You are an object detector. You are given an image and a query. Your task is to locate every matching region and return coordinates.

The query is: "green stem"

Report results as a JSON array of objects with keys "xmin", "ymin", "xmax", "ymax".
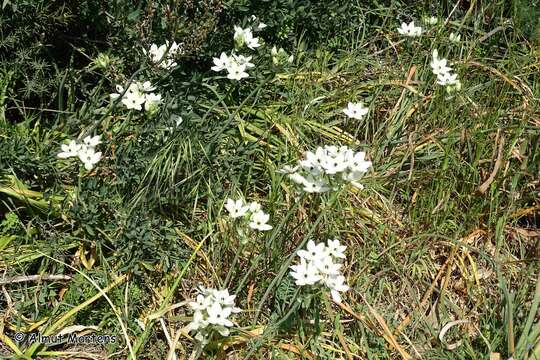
[
  {"xmin": 224, "ymin": 240, "xmax": 244, "ymax": 288},
  {"xmin": 234, "ymin": 199, "xmax": 302, "ymax": 293},
  {"xmin": 252, "ymin": 191, "xmax": 340, "ymax": 326},
  {"xmin": 242, "ymin": 288, "xmax": 301, "ymax": 360}
]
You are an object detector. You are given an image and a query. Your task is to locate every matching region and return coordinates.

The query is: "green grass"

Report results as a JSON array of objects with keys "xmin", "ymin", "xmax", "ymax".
[{"xmin": 1, "ymin": 0, "xmax": 540, "ymax": 359}]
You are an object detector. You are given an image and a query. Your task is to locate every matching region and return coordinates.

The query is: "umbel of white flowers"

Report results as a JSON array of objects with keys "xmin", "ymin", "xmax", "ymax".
[
  {"xmin": 279, "ymin": 145, "xmax": 372, "ymax": 193},
  {"xmin": 144, "ymin": 41, "xmax": 183, "ymax": 69},
  {"xmin": 290, "ymin": 239, "xmax": 350, "ymax": 303},
  {"xmin": 211, "ymin": 52, "xmax": 254, "ymax": 80},
  {"xmin": 211, "ymin": 20, "xmax": 265, "ymax": 81},
  {"xmin": 430, "ymin": 50, "xmax": 461, "ymax": 92},
  {"xmin": 224, "ymin": 198, "xmax": 273, "ymax": 232},
  {"xmin": 397, "ymin": 21, "xmax": 422, "ymax": 37},
  {"xmin": 186, "ymin": 287, "xmax": 241, "ymax": 344},
  {"xmin": 234, "ymin": 26, "xmax": 261, "ymax": 50},
  {"xmin": 57, "ymin": 135, "xmax": 102, "ymax": 170},
  {"xmin": 110, "ymin": 81, "xmax": 162, "ymax": 113}
]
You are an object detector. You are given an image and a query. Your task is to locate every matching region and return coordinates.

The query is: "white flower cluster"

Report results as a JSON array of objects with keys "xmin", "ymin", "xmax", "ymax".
[
  {"xmin": 280, "ymin": 145, "xmax": 372, "ymax": 193},
  {"xmin": 290, "ymin": 239, "xmax": 350, "ymax": 303},
  {"xmin": 212, "ymin": 53, "xmax": 255, "ymax": 80},
  {"xmin": 57, "ymin": 135, "xmax": 102, "ymax": 170},
  {"xmin": 234, "ymin": 26, "xmax": 261, "ymax": 50},
  {"xmin": 211, "ymin": 18, "xmax": 265, "ymax": 81},
  {"xmin": 144, "ymin": 41, "xmax": 183, "ymax": 69},
  {"xmin": 225, "ymin": 198, "xmax": 272, "ymax": 232},
  {"xmin": 397, "ymin": 21, "xmax": 422, "ymax": 37},
  {"xmin": 431, "ymin": 50, "xmax": 461, "ymax": 91},
  {"xmin": 110, "ymin": 81, "xmax": 162, "ymax": 112},
  {"xmin": 187, "ymin": 288, "xmax": 241, "ymax": 343}
]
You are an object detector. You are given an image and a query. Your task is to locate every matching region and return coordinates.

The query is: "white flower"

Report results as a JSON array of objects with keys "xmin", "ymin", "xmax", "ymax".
[
  {"xmin": 121, "ymin": 91, "xmax": 146, "ymax": 110},
  {"xmin": 301, "ymin": 174, "xmax": 330, "ymax": 193},
  {"xmin": 343, "ymin": 102, "xmax": 369, "ymax": 120},
  {"xmin": 186, "ymin": 310, "xmax": 208, "ymax": 332},
  {"xmin": 397, "ymin": 21, "xmax": 422, "ymax": 37},
  {"xmin": 225, "ymin": 198, "xmax": 250, "ymax": 218},
  {"xmin": 211, "ymin": 52, "xmax": 231, "ymax": 72},
  {"xmin": 314, "ymin": 254, "xmax": 341, "ymax": 275},
  {"xmin": 186, "ymin": 287, "xmax": 240, "ymax": 342},
  {"xmin": 234, "ymin": 26, "xmax": 248, "ymax": 46},
  {"xmin": 291, "ymin": 239, "xmax": 350, "ymax": 302},
  {"xmin": 234, "ymin": 26, "xmax": 260, "ymax": 49},
  {"xmin": 109, "ymin": 85, "xmax": 126, "ymax": 101},
  {"xmin": 206, "ymin": 302, "xmax": 233, "ymax": 327},
  {"xmin": 226, "ymin": 62, "xmax": 249, "ymax": 80},
  {"xmin": 111, "ymin": 80, "xmax": 163, "ymax": 113},
  {"xmin": 299, "ymin": 156, "xmax": 323, "ymax": 175},
  {"xmin": 78, "ymin": 146, "xmax": 102, "ymax": 170},
  {"xmin": 213, "ymin": 53, "xmax": 253, "ymax": 78},
  {"xmin": 244, "ymin": 32, "xmax": 261, "ymax": 50},
  {"xmin": 139, "ymin": 81, "xmax": 156, "ymax": 92},
  {"xmin": 285, "ymin": 145, "xmax": 373, "ymax": 192},
  {"xmin": 169, "ymin": 41, "xmax": 182, "ymax": 54},
  {"xmin": 189, "ymin": 294, "xmax": 211, "ymax": 311},
  {"xmin": 248, "ymin": 211, "xmax": 272, "ymax": 231},
  {"xmin": 430, "ymin": 50, "xmax": 452, "ymax": 76},
  {"xmin": 232, "ymin": 54, "xmax": 255, "ymax": 68},
  {"xmin": 297, "ymin": 240, "xmax": 326, "ymax": 262},
  {"xmin": 288, "ymin": 172, "xmax": 307, "ymax": 184},
  {"xmin": 437, "ymin": 71, "xmax": 459, "ymax": 86},
  {"xmin": 277, "ymin": 165, "xmax": 299, "ymax": 174},
  {"xmin": 430, "ymin": 51, "xmax": 461, "ymax": 90},
  {"xmin": 325, "ymin": 275, "xmax": 350, "ymax": 303},
  {"xmin": 211, "ymin": 289, "xmax": 237, "ymax": 308},
  {"xmin": 82, "ymin": 135, "xmax": 101, "ymax": 148},
  {"xmin": 290, "ymin": 258, "xmax": 321, "ymax": 286},
  {"xmin": 303, "ymin": 147, "xmax": 327, "ymax": 172},
  {"xmin": 347, "ymin": 151, "xmax": 372, "ymax": 173},
  {"xmin": 58, "ymin": 140, "xmax": 81, "ymax": 158},
  {"xmin": 146, "ymin": 43, "xmax": 163, "ymax": 58},
  {"xmin": 144, "ymin": 93, "xmax": 162, "ymax": 112},
  {"xmin": 321, "ymin": 151, "xmax": 349, "ymax": 175},
  {"xmin": 449, "ymin": 32, "xmax": 461, "ymax": 43},
  {"xmin": 144, "ymin": 41, "xmax": 181, "ymax": 69},
  {"xmin": 248, "ymin": 201, "xmax": 262, "ymax": 213},
  {"xmin": 326, "ymin": 239, "xmax": 347, "ymax": 259}
]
